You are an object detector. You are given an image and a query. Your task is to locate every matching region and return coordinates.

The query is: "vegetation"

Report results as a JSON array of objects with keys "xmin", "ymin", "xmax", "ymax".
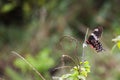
[{"xmin": 0, "ymin": 0, "xmax": 120, "ymax": 80}]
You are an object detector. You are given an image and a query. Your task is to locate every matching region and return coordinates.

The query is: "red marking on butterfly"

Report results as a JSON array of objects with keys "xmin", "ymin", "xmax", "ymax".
[{"xmin": 86, "ymin": 26, "xmax": 104, "ymax": 52}]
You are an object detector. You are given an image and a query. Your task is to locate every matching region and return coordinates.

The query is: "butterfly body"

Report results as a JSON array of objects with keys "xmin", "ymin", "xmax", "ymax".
[{"xmin": 86, "ymin": 26, "xmax": 104, "ymax": 52}]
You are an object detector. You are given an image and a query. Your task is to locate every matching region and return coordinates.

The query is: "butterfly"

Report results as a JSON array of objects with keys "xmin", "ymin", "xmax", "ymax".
[{"xmin": 86, "ymin": 26, "xmax": 104, "ymax": 52}]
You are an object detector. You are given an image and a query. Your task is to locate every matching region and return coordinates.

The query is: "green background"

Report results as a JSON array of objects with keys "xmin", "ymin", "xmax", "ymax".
[{"xmin": 0, "ymin": 0, "xmax": 120, "ymax": 80}]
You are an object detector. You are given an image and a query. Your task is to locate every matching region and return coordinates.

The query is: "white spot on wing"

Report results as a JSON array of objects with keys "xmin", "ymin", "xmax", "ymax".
[
  {"xmin": 91, "ymin": 33, "xmax": 98, "ymax": 40},
  {"xmin": 94, "ymin": 29, "xmax": 99, "ymax": 31}
]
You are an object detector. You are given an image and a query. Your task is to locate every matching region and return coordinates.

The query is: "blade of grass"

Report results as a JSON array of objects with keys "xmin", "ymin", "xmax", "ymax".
[{"xmin": 11, "ymin": 51, "xmax": 46, "ymax": 80}]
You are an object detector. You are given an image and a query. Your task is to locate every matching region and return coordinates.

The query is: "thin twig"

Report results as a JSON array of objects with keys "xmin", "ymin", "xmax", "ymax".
[
  {"xmin": 54, "ymin": 66, "xmax": 72, "ymax": 71},
  {"xmin": 58, "ymin": 35, "xmax": 80, "ymax": 65},
  {"xmin": 62, "ymin": 55, "xmax": 76, "ymax": 65},
  {"xmin": 82, "ymin": 28, "xmax": 89, "ymax": 62},
  {"xmin": 59, "ymin": 35, "xmax": 79, "ymax": 55},
  {"xmin": 11, "ymin": 51, "xmax": 46, "ymax": 80}
]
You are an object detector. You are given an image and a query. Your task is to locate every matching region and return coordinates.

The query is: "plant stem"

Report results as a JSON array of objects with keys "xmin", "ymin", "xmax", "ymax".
[
  {"xmin": 82, "ymin": 28, "xmax": 89, "ymax": 62},
  {"xmin": 11, "ymin": 51, "xmax": 46, "ymax": 80}
]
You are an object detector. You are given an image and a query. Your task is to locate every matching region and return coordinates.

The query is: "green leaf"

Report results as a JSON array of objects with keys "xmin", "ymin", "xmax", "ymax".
[
  {"xmin": 112, "ymin": 36, "xmax": 120, "ymax": 42},
  {"xmin": 5, "ymin": 67, "xmax": 23, "ymax": 80},
  {"xmin": 112, "ymin": 36, "xmax": 120, "ymax": 49},
  {"xmin": 1, "ymin": 3, "xmax": 16, "ymax": 13},
  {"xmin": 117, "ymin": 41, "xmax": 120, "ymax": 49},
  {"xmin": 14, "ymin": 58, "xmax": 27, "ymax": 73},
  {"xmin": 81, "ymin": 70, "xmax": 87, "ymax": 77},
  {"xmin": 78, "ymin": 75, "xmax": 86, "ymax": 80}
]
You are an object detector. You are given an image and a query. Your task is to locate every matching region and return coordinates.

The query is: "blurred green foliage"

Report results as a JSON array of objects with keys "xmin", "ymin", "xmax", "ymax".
[
  {"xmin": 1, "ymin": 3, "xmax": 16, "ymax": 13},
  {"xmin": 0, "ymin": 0, "xmax": 120, "ymax": 80},
  {"xmin": 6, "ymin": 67, "xmax": 23, "ymax": 80},
  {"xmin": 112, "ymin": 35, "xmax": 120, "ymax": 53},
  {"xmin": 13, "ymin": 48, "xmax": 54, "ymax": 79},
  {"xmin": 61, "ymin": 61, "xmax": 90, "ymax": 80}
]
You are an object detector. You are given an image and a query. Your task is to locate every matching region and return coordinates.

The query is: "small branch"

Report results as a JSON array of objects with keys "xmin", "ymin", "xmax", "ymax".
[
  {"xmin": 54, "ymin": 66, "xmax": 72, "ymax": 71},
  {"xmin": 58, "ymin": 35, "xmax": 80, "ymax": 64},
  {"xmin": 82, "ymin": 28, "xmax": 89, "ymax": 62},
  {"xmin": 58, "ymin": 35, "xmax": 79, "ymax": 55},
  {"xmin": 52, "ymin": 76, "xmax": 62, "ymax": 80},
  {"xmin": 62, "ymin": 55, "xmax": 77, "ymax": 65},
  {"xmin": 11, "ymin": 51, "xmax": 46, "ymax": 80}
]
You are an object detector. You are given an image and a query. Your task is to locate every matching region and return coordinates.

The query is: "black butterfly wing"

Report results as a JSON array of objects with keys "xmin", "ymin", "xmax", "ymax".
[
  {"xmin": 92, "ymin": 26, "xmax": 103, "ymax": 39},
  {"xmin": 86, "ymin": 26, "xmax": 104, "ymax": 52}
]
